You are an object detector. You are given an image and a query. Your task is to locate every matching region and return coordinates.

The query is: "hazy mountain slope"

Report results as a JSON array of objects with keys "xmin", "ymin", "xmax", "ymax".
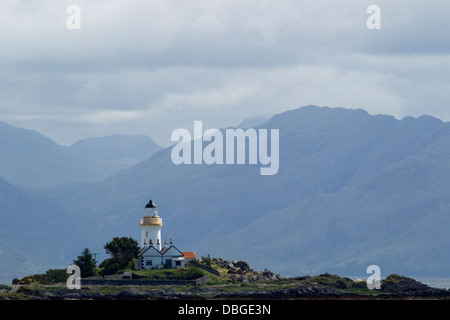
[
  {"xmin": 236, "ymin": 116, "xmax": 269, "ymax": 128},
  {"xmin": 69, "ymin": 134, "xmax": 161, "ymax": 168},
  {"xmin": 193, "ymin": 111, "xmax": 450, "ymax": 276},
  {"xmin": 0, "ymin": 176, "xmax": 83, "ymax": 283},
  {"xmin": 0, "ymin": 121, "xmax": 161, "ymax": 188},
  {"xmin": 0, "ymin": 121, "xmax": 116, "ymax": 188},
  {"xmin": 38, "ymin": 105, "xmax": 450, "ymax": 277},
  {"xmin": 195, "ymin": 149, "xmax": 450, "ymax": 277}
]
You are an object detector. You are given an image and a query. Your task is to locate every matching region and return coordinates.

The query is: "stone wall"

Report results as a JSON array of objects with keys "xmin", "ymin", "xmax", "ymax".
[{"xmin": 81, "ymin": 275, "xmax": 209, "ymax": 286}]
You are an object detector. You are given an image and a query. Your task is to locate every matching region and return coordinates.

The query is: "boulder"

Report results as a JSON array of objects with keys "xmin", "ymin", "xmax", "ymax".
[{"xmin": 232, "ymin": 259, "xmax": 250, "ymax": 272}]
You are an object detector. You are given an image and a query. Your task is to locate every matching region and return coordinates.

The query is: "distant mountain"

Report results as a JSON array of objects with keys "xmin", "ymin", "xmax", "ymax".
[
  {"xmin": 30, "ymin": 105, "xmax": 450, "ymax": 279},
  {"xmin": 0, "ymin": 121, "xmax": 161, "ymax": 189},
  {"xmin": 70, "ymin": 134, "xmax": 161, "ymax": 165},
  {"xmin": 236, "ymin": 116, "xmax": 269, "ymax": 128},
  {"xmin": 0, "ymin": 176, "xmax": 81, "ymax": 283},
  {"xmin": 4, "ymin": 105, "xmax": 450, "ymax": 283}
]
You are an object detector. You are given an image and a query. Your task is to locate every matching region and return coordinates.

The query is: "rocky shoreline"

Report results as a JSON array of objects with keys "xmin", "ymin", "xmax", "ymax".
[
  {"xmin": 1, "ymin": 280, "xmax": 449, "ymax": 300},
  {"xmin": 3, "ymin": 258, "xmax": 450, "ymax": 300}
]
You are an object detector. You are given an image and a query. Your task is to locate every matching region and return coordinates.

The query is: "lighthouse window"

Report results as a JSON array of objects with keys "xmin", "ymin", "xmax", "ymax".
[{"xmin": 146, "ymin": 231, "xmax": 148, "ymax": 237}]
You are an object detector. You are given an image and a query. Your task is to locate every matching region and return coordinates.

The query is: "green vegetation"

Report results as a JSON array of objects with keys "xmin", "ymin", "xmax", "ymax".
[
  {"xmin": 382, "ymin": 274, "xmax": 407, "ymax": 283},
  {"xmin": 130, "ymin": 266, "xmax": 206, "ymax": 280},
  {"xmin": 199, "ymin": 254, "xmax": 212, "ymax": 266},
  {"xmin": 7, "ymin": 246, "xmax": 415, "ymax": 301},
  {"xmin": 183, "ymin": 266, "xmax": 205, "ymax": 280},
  {"xmin": 298, "ymin": 273, "xmax": 383, "ymax": 295},
  {"xmin": 12, "ymin": 268, "xmax": 69, "ymax": 285},
  {"xmin": 100, "ymin": 237, "xmax": 139, "ymax": 276},
  {"xmin": 10, "ymin": 264, "xmax": 207, "ymax": 287},
  {"xmin": 7, "ymin": 266, "xmax": 442, "ymax": 300},
  {"xmin": 98, "ymin": 258, "xmax": 122, "ymax": 276},
  {"xmin": 9, "ymin": 247, "xmax": 382, "ymax": 298},
  {"xmin": 301, "ymin": 273, "xmax": 367, "ymax": 290},
  {"xmin": 73, "ymin": 248, "xmax": 97, "ymax": 277}
]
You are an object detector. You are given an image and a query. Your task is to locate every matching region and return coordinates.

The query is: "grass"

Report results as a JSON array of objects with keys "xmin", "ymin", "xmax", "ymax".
[{"xmin": 129, "ymin": 266, "xmax": 206, "ymax": 280}]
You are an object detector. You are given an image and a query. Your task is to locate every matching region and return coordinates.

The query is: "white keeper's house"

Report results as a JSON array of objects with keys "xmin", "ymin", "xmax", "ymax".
[{"xmin": 134, "ymin": 199, "xmax": 196, "ymax": 270}]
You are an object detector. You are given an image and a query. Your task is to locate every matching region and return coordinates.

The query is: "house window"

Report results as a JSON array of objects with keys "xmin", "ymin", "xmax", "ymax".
[
  {"xmin": 175, "ymin": 261, "xmax": 181, "ymax": 267},
  {"xmin": 146, "ymin": 260, "xmax": 152, "ymax": 266}
]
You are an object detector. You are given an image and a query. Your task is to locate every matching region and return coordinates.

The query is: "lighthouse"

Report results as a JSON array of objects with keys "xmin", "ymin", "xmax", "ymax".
[
  {"xmin": 136, "ymin": 199, "xmax": 197, "ymax": 270},
  {"xmin": 140, "ymin": 200, "xmax": 162, "ymax": 250}
]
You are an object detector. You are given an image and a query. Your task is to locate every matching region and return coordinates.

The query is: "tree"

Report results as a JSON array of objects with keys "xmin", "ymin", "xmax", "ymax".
[
  {"xmin": 99, "ymin": 258, "xmax": 122, "ymax": 276},
  {"xmin": 73, "ymin": 248, "xmax": 97, "ymax": 277},
  {"xmin": 104, "ymin": 236, "xmax": 139, "ymax": 268}
]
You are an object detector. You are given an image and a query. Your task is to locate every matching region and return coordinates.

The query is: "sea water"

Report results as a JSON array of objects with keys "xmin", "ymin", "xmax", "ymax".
[
  {"xmin": 345, "ymin": 275, "xmax": 450, "ymax": 290},
  {"xmin": 415, "ymin": 278, "xmax": 450, "ymax": 290}
]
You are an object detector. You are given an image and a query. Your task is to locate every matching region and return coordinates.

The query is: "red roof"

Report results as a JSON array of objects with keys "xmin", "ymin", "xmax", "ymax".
[{"xmin": 182, "ymin": 252, "xmax": 196, "ymax": 259}]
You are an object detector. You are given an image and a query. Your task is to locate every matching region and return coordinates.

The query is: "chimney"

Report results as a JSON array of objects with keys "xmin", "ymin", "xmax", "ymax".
[{"xmin": 170, "ymin": 238, "xmax": 173, "ymax": 245}]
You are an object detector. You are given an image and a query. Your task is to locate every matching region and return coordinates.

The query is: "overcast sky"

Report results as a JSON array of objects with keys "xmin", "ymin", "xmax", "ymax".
[{"xmin": 1, "ymin": 0, "xmax": 450, "ymax": 147}]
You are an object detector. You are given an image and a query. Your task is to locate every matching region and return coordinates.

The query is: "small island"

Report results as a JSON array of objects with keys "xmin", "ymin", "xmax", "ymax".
[
  {"xmin": 2, "ymin": 256, "xmax": 450, "ymax": 300},
  {"xmin": 3, "ymin": 199, "xmax": 449, "ymax": 301}
]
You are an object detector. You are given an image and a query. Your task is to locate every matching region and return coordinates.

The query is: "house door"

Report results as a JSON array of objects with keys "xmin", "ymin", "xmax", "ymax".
[{"xmin": 165, "ymin": 259, "xmax": 172, "ymax": 268}]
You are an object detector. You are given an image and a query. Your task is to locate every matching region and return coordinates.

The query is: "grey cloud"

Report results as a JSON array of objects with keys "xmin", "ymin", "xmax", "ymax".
[{"xmin": 1, "ymin": 0, "xmax": 450, "ymax": 146}]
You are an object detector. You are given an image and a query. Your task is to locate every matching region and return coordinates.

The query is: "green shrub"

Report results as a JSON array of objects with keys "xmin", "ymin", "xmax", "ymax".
[
  {"xmin": 350, "ymin": 280, "xmax": 368, "ymax": 289},
  {"xmin": 183, "ymin": 267, "xmax": 205, "ymax": 280},
  {"xmin": 45, "ymin": 269, "xmax": 69, "ymax": 283},
  {"xmin": 200, "ymin": 254, "xmax": 212, "ymax": 266},
  {"xmin": 335, "ymin": 278, "xmax": 349, "ymax": 289},
  {"xmin": 307, "ymin": 273, "xmax": 356, "ymax": 289},
  {"xmin": 100, "ymin": 258, "xmax": 122, "ymax": 276},
  {"xmin": 12, "ymin": 274, "xmax": 48, "ymax": 285}
]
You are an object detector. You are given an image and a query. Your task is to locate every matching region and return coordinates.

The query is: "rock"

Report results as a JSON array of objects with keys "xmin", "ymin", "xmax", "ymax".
[
  {"xmin": 0, "ymin": 285, "xmax": 13, "ymax": 294},
  {"xmin": 231, "ymin": 259, "xmax": 250, "ymax": 272},
  {"xmin": 114, "ymin": 288, "xmax": 147, "ymax": 299},
  {"xmin": 228, "ymin": 274, "xmax": 240, "ymax": 282},
  {"xmin": 188, "ymin": 286, "xmax": 215, "ymax": 294},
  {"xmin": 217, "ymin": 258, "xmax": 285, "ymax": 281},
  {"xmin": 212, "ymin": 284, "xmax": 350, "ymax": 300},
  {"xmin": 256, "ymin": 269, "xmax": 286, "ymax": 281},
  {"xmin": 247, "ymin": 274, "xmax": 258, "ymax": 282},
  {"xmin": 381, "ymin": 274, "xmax": 448, "ymax": 297}
]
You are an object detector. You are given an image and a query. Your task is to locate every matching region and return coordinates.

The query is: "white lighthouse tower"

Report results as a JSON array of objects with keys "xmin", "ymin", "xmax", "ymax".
[{"xmin": 140, "ymin": 200, "xmax": 162, "ymax": 250}]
